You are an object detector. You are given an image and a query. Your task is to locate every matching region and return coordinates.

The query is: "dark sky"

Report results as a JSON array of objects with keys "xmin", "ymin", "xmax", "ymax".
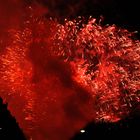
[
  {"xmin": 36, "ymin": 0, "xmax": 140, "ymax": 31},
  {"xmin": 0, "ymin": 0, "xmax": 139, "ymax": 33}
]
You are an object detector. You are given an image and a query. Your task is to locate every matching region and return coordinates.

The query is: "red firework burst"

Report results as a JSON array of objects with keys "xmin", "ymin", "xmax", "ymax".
[
  {"xmin": 0, "ymin": 6, "xmax": 140, "ymax": 140},
  {"xmin": 53, "ymin": 17, "xmax": 140, "ymax": 121}
]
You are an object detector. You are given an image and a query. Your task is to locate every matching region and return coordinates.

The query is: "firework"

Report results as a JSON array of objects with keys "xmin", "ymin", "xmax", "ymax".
[
  {"xmin": 0, "ymin": 7, "xmax": 140, "ymax": 140},
  {"xmin": 53, "ymin": 18, "xmax": 140, "ymax": 121}
]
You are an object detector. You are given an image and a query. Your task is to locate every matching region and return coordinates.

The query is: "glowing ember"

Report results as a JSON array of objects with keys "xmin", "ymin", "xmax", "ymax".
[{"xmin": 0, "ymin": 7, "xmax": 140, "ymax": 140}]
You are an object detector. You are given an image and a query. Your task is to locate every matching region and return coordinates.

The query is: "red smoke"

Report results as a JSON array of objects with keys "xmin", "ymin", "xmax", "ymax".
[{"xmin": 0, "ymin": 1, "xmax": 140, "ymax": 140}]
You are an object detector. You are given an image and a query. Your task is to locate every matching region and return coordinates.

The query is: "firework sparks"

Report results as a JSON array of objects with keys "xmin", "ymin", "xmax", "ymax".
[
  {"xmin": 53, "ymin": 18, "xmax": 140, "ymax": 121},
  {"xmin": 0, "ymin": 7, "xmax": 140, "ymax": 140}
]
